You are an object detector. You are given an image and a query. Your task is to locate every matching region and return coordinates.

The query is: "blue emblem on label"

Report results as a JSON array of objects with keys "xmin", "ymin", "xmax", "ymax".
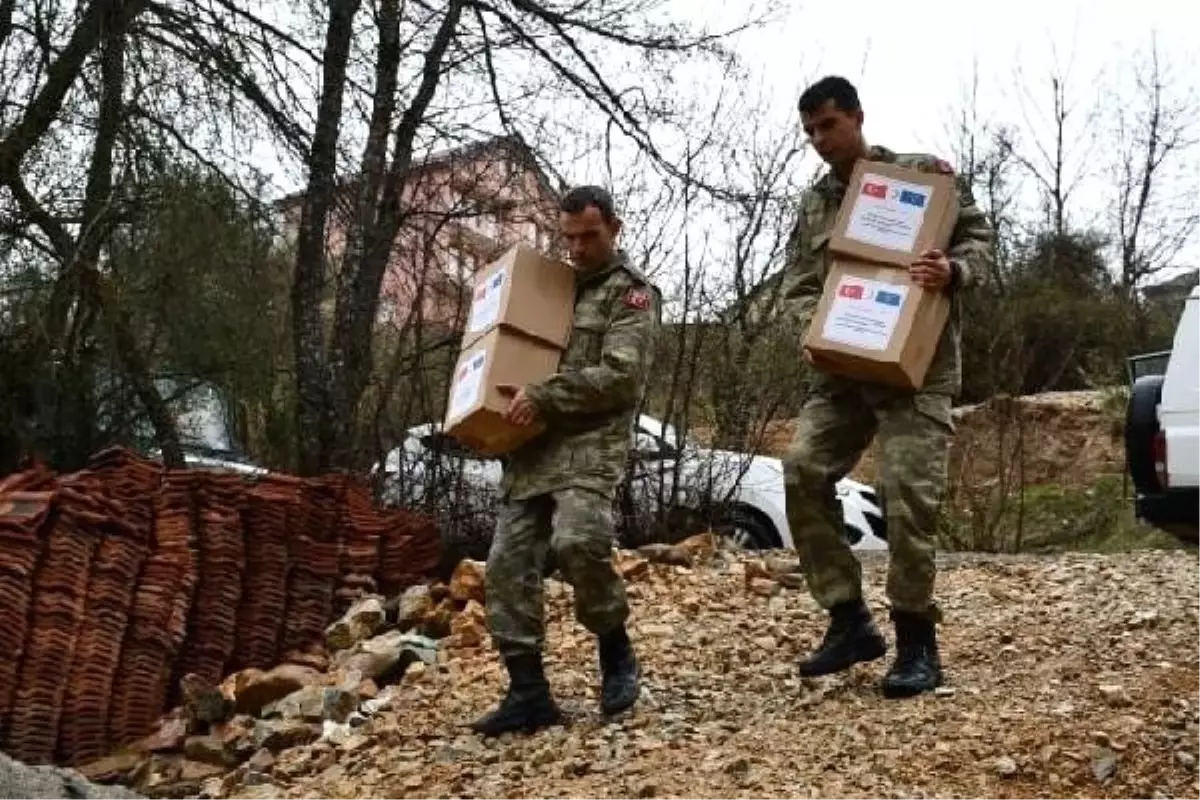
[{"xmin": 898, "ymin": 190, "xmax": 927, "ymax": 208}]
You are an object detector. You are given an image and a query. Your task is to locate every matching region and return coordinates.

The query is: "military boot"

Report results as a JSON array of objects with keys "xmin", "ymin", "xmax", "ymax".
[
  {"xmin": 797, "ymin": 599, "xmax": 887, "ymax": 677},
  {"xmin": 881, "ymin": 610, "xmax": 943, "ymax": 699},
  {"xmin": 598, "ymin": 626, "xmax": 640, "ymax": 715},
  {"xmin": 469, "ymin": 653, "xmax": 563, "ymax": 735}
]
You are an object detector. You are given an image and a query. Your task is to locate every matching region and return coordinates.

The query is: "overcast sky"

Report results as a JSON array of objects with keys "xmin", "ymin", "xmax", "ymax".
[
  {"xmin": 687, "ymin": 0, "xmax": 1198, "ymax": 148},
  {"xmin": 250, "ymin": 0, "xmax": 1199, "ymax": 279},
  {"xmin": 668, "ymin": 0, "xmax": 1199, "ymax": 274}
]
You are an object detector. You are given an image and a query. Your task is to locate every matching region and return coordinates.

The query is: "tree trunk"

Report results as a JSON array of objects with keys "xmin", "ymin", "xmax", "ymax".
[
  {"xmin": 86, "ymin": 0, "xmax": 185, "ymax": 467},
  {"xmin": 291, "ymin": 0, "xmax": 362, "ymax": 475},
  {"xmin": 323, "ymin": 0, "xmax": 463, "ymax": 470}
]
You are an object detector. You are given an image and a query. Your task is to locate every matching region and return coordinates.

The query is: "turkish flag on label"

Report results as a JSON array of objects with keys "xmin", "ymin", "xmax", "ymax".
[
  {"xmin": 623, "ymin": 287, "xmax": 650, "ymax": 310},
  {"xmin": 861, "ymin": 182, "xmax": 888, "ymax": 199}
]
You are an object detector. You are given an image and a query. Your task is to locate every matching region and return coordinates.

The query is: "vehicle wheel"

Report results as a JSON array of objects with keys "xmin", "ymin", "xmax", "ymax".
[
  {"xmin": 716, "ymin": 505, "xmax": 783, "ymax": 551},
  {"xmin": 1125, "ymin": 375, "xmax": 1165, "ymax": 494}
]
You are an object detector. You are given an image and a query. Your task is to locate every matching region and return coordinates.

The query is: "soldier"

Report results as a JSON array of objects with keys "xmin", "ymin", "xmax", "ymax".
[
  {"xmin": 779, "ymin": 76, "xmax": 993, "ymax": 697},
  {"xmin": 470, "ymin": 185, "xmax": 661, "ymax": 735}
]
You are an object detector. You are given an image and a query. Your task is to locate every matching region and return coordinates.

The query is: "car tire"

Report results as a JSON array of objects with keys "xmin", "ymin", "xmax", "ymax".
[
  {"xmin": 1125, "ymin": 375, "xmax": 1165, "ymax": 494},
  {"xmin": 716, "ymin": 505, "xmax": 783, "ymax": 551}
]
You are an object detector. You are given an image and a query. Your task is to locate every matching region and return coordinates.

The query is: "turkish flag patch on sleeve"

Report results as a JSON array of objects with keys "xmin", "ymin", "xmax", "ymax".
[{"xmin": 623, "ymin": 287, "xmax": 651, "ymax": 310}]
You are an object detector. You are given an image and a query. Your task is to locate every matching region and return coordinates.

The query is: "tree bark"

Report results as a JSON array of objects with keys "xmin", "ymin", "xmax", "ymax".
[
  {"xmin": 84, "ymin": 0, "xmax": 185, "ymax": 467},
  {"xmin": 291, "ymin": 0, "xmax": 363, "ymax": 475},
  {"xmin": 323, "ymin": 0, "xmax": 464, "ymax": 469}
]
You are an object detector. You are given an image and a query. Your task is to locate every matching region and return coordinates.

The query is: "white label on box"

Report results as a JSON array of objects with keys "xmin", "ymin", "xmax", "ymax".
[
  {"xmin": 843, "ymin": 173, "xmax": 932, "ymax": 254},
  {"xmin": 821, "ymin": 276, "xmax": 908, "ymax": 352},
  {"xmin": 466, "ymin": 268, "xmax": 507, "ymax": 334},
  {"xmin": 447, "ymin": 350, "xmax": 488, "ymax": 421}
]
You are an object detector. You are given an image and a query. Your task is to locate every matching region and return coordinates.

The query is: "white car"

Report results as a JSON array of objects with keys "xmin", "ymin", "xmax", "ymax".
[
  {"xmin": 145, "ymin": 448, "xmax": 269, "ymax": 476},
  {"xmin": 379, "ymin": 414, "xmax": 887, "ymax": 552}
]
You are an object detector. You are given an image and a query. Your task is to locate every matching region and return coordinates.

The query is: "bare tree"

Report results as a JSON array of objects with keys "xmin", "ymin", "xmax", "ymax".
[
  {"xmin": 0, "ymin": 0, "xmax": 329, "ymax": 469},
  {"xmin": 943, "ymin": 58, "xmax": 1019, "ymax": 285},
  {"xmin": 1006, "ymin": 42, "xmax": 1101, "ymax": 238},
  {"xmin": 276, "ymin": 0, "xmax": 766, "ymax": 474},
  {"xmin": 0, "ymin": 0, "xmax": 189, "ymax": 466},
  {"xmin": 1109, "ymin": 36, "xmax": 1199, "ymax": 295}
]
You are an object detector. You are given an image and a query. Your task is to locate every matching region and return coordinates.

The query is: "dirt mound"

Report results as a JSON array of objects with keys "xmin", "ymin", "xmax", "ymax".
[{"xmin": 749, "ymin": 390, "xmax": 1125, "ymax": 492}]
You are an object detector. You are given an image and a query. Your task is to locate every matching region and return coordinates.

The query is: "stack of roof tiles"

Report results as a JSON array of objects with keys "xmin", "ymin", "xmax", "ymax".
[{"xmin": 0, "ymin": 448, "xmax": 440, "ymax": 766}]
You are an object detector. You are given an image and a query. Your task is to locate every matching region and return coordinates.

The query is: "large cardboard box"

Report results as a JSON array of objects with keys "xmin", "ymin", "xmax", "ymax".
[
  {"xmin": 802, "ymin": 258, "xmax": 950, "ymax": 391},
  {"xmin": 463, "ymin": 242, "xmax": 576, "ymax": 349},
  {"xmin": 829, "ymin": 160, "xmax": 959, "ymax": 269},
  {"xmin": 444, "ymin": 326, "xmax": 562, "ymax": 456}
]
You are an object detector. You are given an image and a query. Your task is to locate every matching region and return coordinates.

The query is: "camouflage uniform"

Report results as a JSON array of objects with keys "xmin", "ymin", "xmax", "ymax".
[
  {"xmin": 779, "ymin": 145, "xmax": 993, "ymax": 618},
  {"xmin": 485, "ymin": 249, "xmax": 661, "ymax": 657}
]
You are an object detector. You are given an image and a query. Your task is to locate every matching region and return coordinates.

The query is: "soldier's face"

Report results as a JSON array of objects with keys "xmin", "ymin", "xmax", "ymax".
[
  {"xmin": 800, "ymin": 100, "xmax": 865, "ymax": 168},
  {"xmin": 559, "ymin": 205, "xmax": 621, "ymax": 271}
]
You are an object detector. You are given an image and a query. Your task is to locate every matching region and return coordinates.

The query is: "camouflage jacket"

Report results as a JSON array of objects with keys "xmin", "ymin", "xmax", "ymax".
[
  {"xmin": 501, "ymin": 249, "xmax": 661, "ymax": 501},
  {"xmin": 779, "ymin": 145, "xmax": 993, "ymax": 398}
]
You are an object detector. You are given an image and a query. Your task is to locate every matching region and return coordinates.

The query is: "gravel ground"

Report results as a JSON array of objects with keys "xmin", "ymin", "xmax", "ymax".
[{"xmin": 230, "ymin": 549, "xmax": 1199, "ymax": 800}]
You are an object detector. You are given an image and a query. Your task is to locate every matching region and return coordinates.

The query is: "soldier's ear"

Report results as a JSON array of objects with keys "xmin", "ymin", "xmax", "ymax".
[
  {"xmin": 610, "ymin": 216, "xmax": 623, "ymax": 238},
  {"xmin": 854, "ymin": 108, "xmax": 864, "ymax": 128}
]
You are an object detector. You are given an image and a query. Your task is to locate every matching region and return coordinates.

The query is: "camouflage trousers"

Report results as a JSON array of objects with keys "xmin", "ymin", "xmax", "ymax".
[
  {"xmin": 782, "ymin": 388, "xmax": 953, "ymax": 618},
  {"xmin": 485, "ymin": 488, "xmax": 630, "ymax": 657}
]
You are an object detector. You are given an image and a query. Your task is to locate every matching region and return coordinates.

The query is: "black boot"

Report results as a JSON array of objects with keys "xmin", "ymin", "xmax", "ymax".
[
  {"xmin": 598, "ymin": 626, "xmax": 640, "ymax": 715},
  {"xmin": 797, "ymin": 599, "xmax": 887, "ymax": 677},
  {"xmin": 881, "ymin": 610, "xmax": 943, "ymax": 699},
  {"xmin": 469, "ymin": 653, "xmax": 563, "ymax": 735}
]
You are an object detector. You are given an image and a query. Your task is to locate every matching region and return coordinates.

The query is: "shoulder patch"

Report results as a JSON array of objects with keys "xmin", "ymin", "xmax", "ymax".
[{"xmin": 623, "ymin": 286, "xmax": 651, "ymax": 311}]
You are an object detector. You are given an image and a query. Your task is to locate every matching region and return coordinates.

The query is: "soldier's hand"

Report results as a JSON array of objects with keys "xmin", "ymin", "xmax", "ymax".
[
  {"xmin": 909, "ymin": 250, "xmax": 953, "ymax": 291},
  {"xmin": 497, "ymin": 383, "xmax": 539, "ymax": 426}
]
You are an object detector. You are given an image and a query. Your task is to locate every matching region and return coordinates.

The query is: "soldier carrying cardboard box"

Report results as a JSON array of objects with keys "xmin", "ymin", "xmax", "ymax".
[
  {"xmin": 778, "ymin": 76, "xmax": 994, "ymax": 697},
  {"xmin": 470, "ymin": 186, "xmax": 661, "ymax": 735}
]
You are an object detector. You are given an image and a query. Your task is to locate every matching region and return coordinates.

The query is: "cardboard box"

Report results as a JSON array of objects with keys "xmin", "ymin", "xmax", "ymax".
[
  {"xmin": 802, "ymin": 258, "xmax": 950, "ymax": 390},
  {"xmin": 463, "ymin": 242, "xmax": 575, "ymax": 349},
  {"xmin": 444, "ymin": 326, "xmax": 562, "ymax": 456},
  {"xmin": 829, "ymin": 160, "xmax": 960, "ymax": 268}
]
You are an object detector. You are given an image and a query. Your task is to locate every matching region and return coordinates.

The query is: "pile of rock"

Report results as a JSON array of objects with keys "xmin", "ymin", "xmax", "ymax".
[
  {"xmin": 73, "ymin": 559, "xmax": 492, "ymax": 798},
  {"xmin": 0, "ymin": 751, "xmax": 143, "ymax": 800},
  {"xmin": 70, "ymin": 534, "xmax": 797, "ymax": 798}
]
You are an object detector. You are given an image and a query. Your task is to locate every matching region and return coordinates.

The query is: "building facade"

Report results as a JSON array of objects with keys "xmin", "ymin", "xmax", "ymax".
[{"xmin": 276, "ymin": 134, "xmax": 562, "ymax": 333}]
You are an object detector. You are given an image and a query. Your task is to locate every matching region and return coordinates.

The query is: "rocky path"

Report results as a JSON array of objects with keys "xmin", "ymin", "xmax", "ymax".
[{"xmin": 207, "ymin": 548, "xmax": 1197, "ymax": 799}]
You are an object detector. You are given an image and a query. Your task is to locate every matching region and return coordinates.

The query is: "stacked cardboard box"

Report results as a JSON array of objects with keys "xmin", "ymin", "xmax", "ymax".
[
  {"xmin": 802, "ymin": 159, "xmax": 960, "ymax": 390},
  {"xmin": 444, "ymin": 242, "xmax": 576, "ymax": 455}
]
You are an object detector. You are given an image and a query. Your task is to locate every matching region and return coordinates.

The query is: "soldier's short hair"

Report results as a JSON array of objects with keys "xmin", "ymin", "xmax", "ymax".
[
  {"xmin": 798, "ymin": 76, "xmax": 861, "ymax": 115},
  {"xmin": 560, "ymin": 185, "xmax": 617, "ymax": 222}
]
